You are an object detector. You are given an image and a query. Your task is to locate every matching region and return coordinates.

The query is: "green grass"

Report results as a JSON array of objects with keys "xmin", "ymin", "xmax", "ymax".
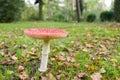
[{"xmin": 0, "ymin": 21, "xmax": 120, "ymax": 80}]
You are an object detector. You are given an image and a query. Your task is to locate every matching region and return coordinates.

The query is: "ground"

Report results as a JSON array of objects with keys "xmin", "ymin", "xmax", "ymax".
[{"xmin": 0, "ymin": 21, "xmax": 120, "ymax": 80}]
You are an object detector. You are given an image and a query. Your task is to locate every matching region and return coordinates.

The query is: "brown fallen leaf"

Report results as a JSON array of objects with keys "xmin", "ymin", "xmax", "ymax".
[
  {"xmin": 48, "ymin": 72, "xmax": 56, "ymax": 80},
  {"xmin": 19, "ymin": 72, "xmax": 28, "ymax": 80},
  {"xmin": 56, "ymin": 74, "xmax": 63, "ymax": 80},
  {"xmin": 71, "ymin": 57, "xmax": 76, "ymax": 63},
  {"xmin": 65, "ymin": 62, "xmax": 70, "ymax": 67},
  {"xmin": 73, "ymin": 63, "xmax": 80, "ymax": 68},
  {"xmin": 91, "ymin": 72, "xmax": 102, "ymax": 80},
  {"xmin": 77, "ymin": 72, "xmax": 86, "ymax": 78},
  {"xmin": 27, "ymin": 51, "xmax": 36, "ymax": 55},
  {"xmin": 86, "ymin": 43, "xmax": 94, "ymax": 48},
  {"xmin": 41, "ymin": 76, "xmax": 48, "ymax": 80},
  {"xmin": 100, "ymin": 45, "xmax": 107, "ymax": 52},
  {"xmin": 31, "ymin": 77, "xmax": 36, "ymax": 80},
  {"xmin": 18, "ymin": 65, "xmax": 24, "ymax": 72},
  {"xmin": 1, "ymin": 59, "xmax": 14, "ymax": 65},
  {"xmin": 11, "ymin": 55, "xmax": 18, "ymax": 61},
  {"xmin": 20, "ymin": 44, "xmax": 28, "ymax": 49},
  {"xmin": 66, "ymin": 56, "xmax": 71, "ymax": 62},
  {"xmin": 82, "ymin": 47, "xmax": 88, "ymax": 52},
  {"xmin": 55, "ymin": 55, "xmax": 65, "ymax": 62},
  {"xmin": 73, "ymin": 76, "xmax": 79, "ymax": 80}
]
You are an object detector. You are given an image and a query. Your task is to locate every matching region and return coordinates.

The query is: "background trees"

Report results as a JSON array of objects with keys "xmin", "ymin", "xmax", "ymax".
[
  {"xmin": 0, "ymin": 0, "xmax": 25, "ymax": 23},
  {"xmin": 1, "ymin": 0, "xmax": 119, "ymax": 22},
  {"xmin": 35, "ymin": 0, "xmax": 44, "ymax": 20},
  {"xmin": 114, "ymin": 0, "xmax": 120, "ymax": 22}
]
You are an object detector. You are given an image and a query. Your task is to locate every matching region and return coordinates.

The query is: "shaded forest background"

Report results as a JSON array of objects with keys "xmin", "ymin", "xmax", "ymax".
[{"xmin": 0, "ymin": 0, "xmax": 120, "ymax": 23}]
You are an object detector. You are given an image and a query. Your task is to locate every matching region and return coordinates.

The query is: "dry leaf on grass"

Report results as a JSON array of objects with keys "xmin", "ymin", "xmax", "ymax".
[
  {"xmin": 48, "ymin": 72, "xmax": 56, "ymax": 80},
  {"xmin": 91, "ymin": 72, "xmax": 102, "ymax": 80},
  {"xmin": 19, "ymin": 72, "xmax": 28, "ymax": 80},
  {"xmin": 18, "ymin": 65, "xmax": 24, "ymax": 72},
  {"xmin": 100, "ymin": 68, "xmax": 106, "ymax": 73},
  {"xmin": 11, "ymin": 55, "xmax": 18, "ymax": 60}
]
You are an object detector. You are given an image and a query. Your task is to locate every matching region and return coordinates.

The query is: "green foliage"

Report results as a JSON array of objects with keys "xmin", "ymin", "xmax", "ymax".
[
  {"xmin": 51, "ymin": 8, "xmax": 76, "ymax": 22},
  {"xmin": 86, "ymin": 14, "xmax": 96, "ymax": 22},
  {"xmin": 21, "ymin": 7, "xmax": 39, "ymax": 21},
  {"xmin": 52, "ymin": 12, "xmax": 66, "ymax": 22},
  {"xmin": 0, "ymin": 0, "xmax": 25, "ymax": 23},
  {"xmin": 114, "ymin": 0, "xmax": 120, "ymax": 22},
  {"xmin": 100, "ymin": 11, "xmax": 114, "ymax": 22}
]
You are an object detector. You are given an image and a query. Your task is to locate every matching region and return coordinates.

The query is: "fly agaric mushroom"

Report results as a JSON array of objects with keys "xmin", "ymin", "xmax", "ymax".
[{"xmin": 24, "ymin": 28, "xmax": 68, "ymax": 72}]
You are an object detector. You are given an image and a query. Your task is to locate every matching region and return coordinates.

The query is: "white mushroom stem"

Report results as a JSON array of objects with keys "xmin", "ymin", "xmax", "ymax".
[{"xmin": 39, "ymin": 40, "xmax": 50, "ymax": 72}]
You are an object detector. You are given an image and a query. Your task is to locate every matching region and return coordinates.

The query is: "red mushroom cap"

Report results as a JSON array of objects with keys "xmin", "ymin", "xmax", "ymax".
[{"xmin": 24, "ymin": 28, "xmax": 68, "ymax": 39}]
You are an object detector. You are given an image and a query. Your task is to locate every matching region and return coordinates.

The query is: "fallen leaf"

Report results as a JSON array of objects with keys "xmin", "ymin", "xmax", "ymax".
[
  {"xmin": 48, "ymin": 72, "xmax": 56, "ymax": 80},
  {"xmin": 18, "ymin": 65, "xmax": 24, "ymax": 72},
  {"xmin": 82, "ymin": 47, "xmax": 88, "ymax": 52},
  {"xmin": 27, "ymin": 51, "xmax": 36, "ymax": 55},
  {"xmin": 77, "ymin": 72, "xmax": 86, "ymax": 78},
  {"xmin": 56, "ymin": 74, "xmax": 63, "ymax": 80},
  {"xmin": 91, "ymin": 72, "xmax": 102, "ymax": 80},
  {"xmin": 71, "ymin": 57, "xmax": 75, "ymax": 63},
  {"xmin": 31, "ymin": 77, "xmax": 36, "ymax": 80},
  {"xmin": 19, "ymin": 72, "xmax": 28, "ymax": 80},
  {"xmin": 73, "ymin": 76, "xmax": 79, "ymax": 80},
  {"xmin": 66, "ymin": 56, "xmax": 71, "ymax": 62},
  {"xmin": 1, "ymin": 59, "xmax": 14, "ymax": 65},
  {"xmin": 100, "ymin": 68, "xmax": 106, "ymax": 73},
  {"xmin": 11, "ymin": 55, "xmax": 18, "ymax": 60},
  {"xmin": 65, "ymin": 62, "xmax": 70, "ymax": 67},
  {"xmin": 73, "ymin": 63, "xmax": 79, "ymax": 68},
  {"xmin": 0, "ymin": 50, "xmax": 5, "ymax": 56},
  {"xmin": 87, "ymin": 65, "xmax": 95, "ymax": 71},
  {"xmin": 41, "ymin": 76, "xmax": 48, "ymax": 80},
  {"xmin": 100, "ymin": 45, "xmax": 107, "ymax": 52},
  {"xmin": 86, "ymin": 43, "xmax": 94, "ymax": 48}
]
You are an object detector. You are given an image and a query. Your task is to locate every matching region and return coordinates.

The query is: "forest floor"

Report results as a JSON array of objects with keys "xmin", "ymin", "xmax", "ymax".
[{"xmin": 0, "ymin": 21, "xmax": 120, "ymax": 80}]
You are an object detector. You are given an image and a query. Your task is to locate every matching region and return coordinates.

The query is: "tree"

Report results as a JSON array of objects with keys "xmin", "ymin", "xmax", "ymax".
[
  {"xmin": 114, "ymin": 0, "xmax": 120, "ymax": 22},
  {"xmin": 0, "ymin": 0, "xmax": 25, "ymax": 23},
  {"xmin": 79, "ymin": 0, "xmax": 84, "ymax": 15},
  {"xmin": 76, "ymin": 0, "xmax": 82, "ymax": 22},
  {"xmin": 35, "ymin": 0, "xmax": 44, "ymax": 20}
]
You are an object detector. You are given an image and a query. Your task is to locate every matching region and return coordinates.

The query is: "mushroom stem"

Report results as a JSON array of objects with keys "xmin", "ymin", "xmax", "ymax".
[{"xmin": 39, "ymin": 40, "xmax": 50, "ymax": 72}]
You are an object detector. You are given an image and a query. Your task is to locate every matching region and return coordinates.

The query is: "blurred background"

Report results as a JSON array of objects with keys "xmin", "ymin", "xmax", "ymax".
[{"xmin": 0, "ymin": 0, "xmax": 120, "ymax": 23}]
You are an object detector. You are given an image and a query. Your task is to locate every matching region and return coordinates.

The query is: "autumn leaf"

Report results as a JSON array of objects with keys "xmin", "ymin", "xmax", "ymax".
[
  {"xmin": 87, "ymin": 65, "xmax": 95, "ymax": 71},
  {"xmin": 77, "ymin": 72, "xmax": 86, "ymax": 78},
  {"xmin": 73, "ymin": 76, "xmax": 79, "ymax": 80},
  {"xmin": 100, "ymin": 68, "xmax": 106, "ymax": 73},
  {"xmin": 56, "ymin": 74, "xmax": 63, "ymax": 80},
  {"xmin": 41, "ymin": 76, "xmax": 48, "ymax": 80},
  {"xmin": 100, "ymin": 44, "xmax": 107, "ymax": 52},
  {"xmin": 48, "ymin": 72, "xmax": 56, "ymax": 80},
  {"xmin": 1, "ymin": 59, "xmax": 14, "ymax": 65},
  {"xmin": 11, "ymin": 55, "xmax": 18, "ymax": 61},
  {"xmin": 19, "ymin": 72, "xmax": 28, "ymax": 80},
  {"xmin": 65, "ymin": 62, "xmax": 70, "ymax": 67},
  {"xmin": 18, "ymin": 65, "xmax": 24, "ymax": 73},
  {"xmin": 91, "ymin": 72, "xmax": 102, "ymax": 80}
]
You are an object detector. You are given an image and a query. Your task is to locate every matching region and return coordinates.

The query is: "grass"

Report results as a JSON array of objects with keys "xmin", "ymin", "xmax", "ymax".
[{"xmin": 0, "ymin": 21, "xmax": 120, "ymax": 80}]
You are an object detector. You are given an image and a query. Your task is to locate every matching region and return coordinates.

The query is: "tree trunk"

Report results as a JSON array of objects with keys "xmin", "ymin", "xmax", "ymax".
[
  {"xmin": 76, "ymin": 0, "xmax": 81, "ymax": 22},
  {"xmin": 38, "ymin": 0, "xmax": 43, "ymax": 20}
]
